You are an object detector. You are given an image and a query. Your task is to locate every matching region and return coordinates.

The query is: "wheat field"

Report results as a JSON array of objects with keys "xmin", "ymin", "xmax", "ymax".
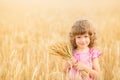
[{"xmin": 0, "ymin": 0, "xmax": 120, "ymax": 80}]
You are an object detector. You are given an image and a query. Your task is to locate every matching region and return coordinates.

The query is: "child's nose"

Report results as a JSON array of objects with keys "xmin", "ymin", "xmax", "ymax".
[{"xmin": 80, "ymin": 38, "xmax": 85, "ymax": 41}]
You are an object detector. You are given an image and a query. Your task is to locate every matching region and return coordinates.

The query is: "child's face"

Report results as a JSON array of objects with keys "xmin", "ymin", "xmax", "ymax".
[{"xmin": 75, "ymin": 33, "xmax": 90, "ymax": 49}]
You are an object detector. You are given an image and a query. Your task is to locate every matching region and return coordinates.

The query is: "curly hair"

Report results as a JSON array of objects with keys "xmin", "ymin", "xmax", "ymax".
[{"xmin": 69, "ymin": 19, "xmax": 96, "ymax": 49}]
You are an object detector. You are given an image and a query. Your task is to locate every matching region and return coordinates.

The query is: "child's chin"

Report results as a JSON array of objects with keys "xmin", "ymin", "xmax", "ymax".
[{"xmin": 79, "ymin": 46, "xmax": 88, "ymax": 49}]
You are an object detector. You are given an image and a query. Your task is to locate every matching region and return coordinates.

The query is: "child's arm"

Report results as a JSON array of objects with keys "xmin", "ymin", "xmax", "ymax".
[
  {"xmin": 63, "ymin": 57, "xmax": 76, "ymax": 73},
  {"xmin": 85, "ymin": 58, "xmax": 101, "ymax": 79},
  {"xmin": 63, "ymin": 61, "xmax": 70, "ymax": 73},
  {"xmin": 74, "ymin": 58, "xmax": 101, "ymax": 80}
]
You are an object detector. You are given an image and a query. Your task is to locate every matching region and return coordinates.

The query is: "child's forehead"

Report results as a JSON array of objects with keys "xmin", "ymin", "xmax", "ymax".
[{"xmin": 75, "ymin": 33, "xmax": 89, "ymax": 36}]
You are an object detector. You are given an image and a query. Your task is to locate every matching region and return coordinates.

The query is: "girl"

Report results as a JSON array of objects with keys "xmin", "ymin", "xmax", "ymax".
[{"xmin": 63, "ymin": 19, "xmax": 101, "ymax": 80}]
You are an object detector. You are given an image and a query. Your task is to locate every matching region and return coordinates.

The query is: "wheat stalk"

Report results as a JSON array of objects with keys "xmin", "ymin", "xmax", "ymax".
[{"xmin": 49, "ymin": 41, "xmax": 72, "ymax": 60}]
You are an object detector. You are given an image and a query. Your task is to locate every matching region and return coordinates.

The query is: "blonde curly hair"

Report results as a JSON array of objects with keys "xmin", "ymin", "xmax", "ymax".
[{"xmin": 69, "ymin": 19, "xmax": 96, "ymax": 49}]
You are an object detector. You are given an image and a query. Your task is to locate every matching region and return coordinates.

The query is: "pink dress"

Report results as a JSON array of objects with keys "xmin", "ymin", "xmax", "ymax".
[{"xmin": 68, "ymin": 48, "xmax": 101, "ymax": 80}]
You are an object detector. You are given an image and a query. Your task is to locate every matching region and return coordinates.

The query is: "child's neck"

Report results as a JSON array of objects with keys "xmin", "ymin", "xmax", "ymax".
[{"xmin": 75, "ymin": 47, "xmax": 89, "ymax": 54}]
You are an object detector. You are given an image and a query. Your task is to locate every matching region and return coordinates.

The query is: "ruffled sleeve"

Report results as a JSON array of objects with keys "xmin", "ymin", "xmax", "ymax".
[{"xmin": 90, "ymin": 48, "xmax": 101, "ymax": 61}]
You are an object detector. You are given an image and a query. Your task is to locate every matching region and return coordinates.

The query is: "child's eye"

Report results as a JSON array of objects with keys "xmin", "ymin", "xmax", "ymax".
[
  {"xmin": 85, "ymin": 36, "xmax": 89, "ymax": 38},
  {"xmin": 77, "ymin": 37, "xmax": 81, "ymax": 38}
]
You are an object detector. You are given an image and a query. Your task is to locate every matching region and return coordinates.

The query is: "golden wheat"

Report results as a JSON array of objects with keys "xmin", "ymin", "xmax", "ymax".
[
  {"xmin": 0, "ymin": 0, "xmax": 120, "ymax": 80},
  {"xmin": 49, "ymin": 41, "xmax": 72, "ymax": 60}
]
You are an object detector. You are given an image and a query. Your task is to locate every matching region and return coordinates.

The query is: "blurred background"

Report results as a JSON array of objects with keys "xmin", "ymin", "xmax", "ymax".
[{"xmin": 0, "ymin": 0, "xmax": 120, "ymax": 80}]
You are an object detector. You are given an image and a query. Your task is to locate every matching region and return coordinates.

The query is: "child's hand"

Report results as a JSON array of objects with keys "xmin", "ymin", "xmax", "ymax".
[
  {"xmin": 63, "ymin": 57, "xmax": 76, "ymax": 72},
  {"xmin": 68, "ymin": 57, "xmax": 76, "ymax": 65},
  {"xmin": 74, "ymin": 62, "xmax": 87, "ymax": 71}
]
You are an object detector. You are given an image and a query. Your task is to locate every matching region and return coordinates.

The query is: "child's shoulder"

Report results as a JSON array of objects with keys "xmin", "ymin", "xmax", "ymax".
[
  {"xmin": 90, "ymin": 48, "xmax": 101, "ymax": 55},
  {"xmin": 90, "ymin": 48, "xmax": 101, "ymax": 53},
  {"xmin": 72, "ymin": 50, "xmax": 78, "ymax": 55},
  {"xmin": 89, "ymin": 48, "xmax": 102, "ymax": 59}
]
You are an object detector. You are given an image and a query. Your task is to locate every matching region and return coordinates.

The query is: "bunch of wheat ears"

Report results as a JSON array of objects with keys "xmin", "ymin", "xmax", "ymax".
[{"xmin": 49, "ymin": 41, "xmax": 89, "ymax": 80}]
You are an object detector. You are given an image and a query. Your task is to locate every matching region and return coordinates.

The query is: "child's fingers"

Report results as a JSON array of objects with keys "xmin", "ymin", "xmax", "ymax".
[
  {"xmin": 67, "ymin": 60, "xmax": 73, "ymax": 66},
  {"xmin": 71, "ymin": 57, "xmax": 76, "ymax": 62},
  {"xmin": 67, "ymin": 59, "xmax": 73, "ymax": 64},
  {"xmin": 74, "ymin": 62, "xmax": 85, "ymax": 71}
]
